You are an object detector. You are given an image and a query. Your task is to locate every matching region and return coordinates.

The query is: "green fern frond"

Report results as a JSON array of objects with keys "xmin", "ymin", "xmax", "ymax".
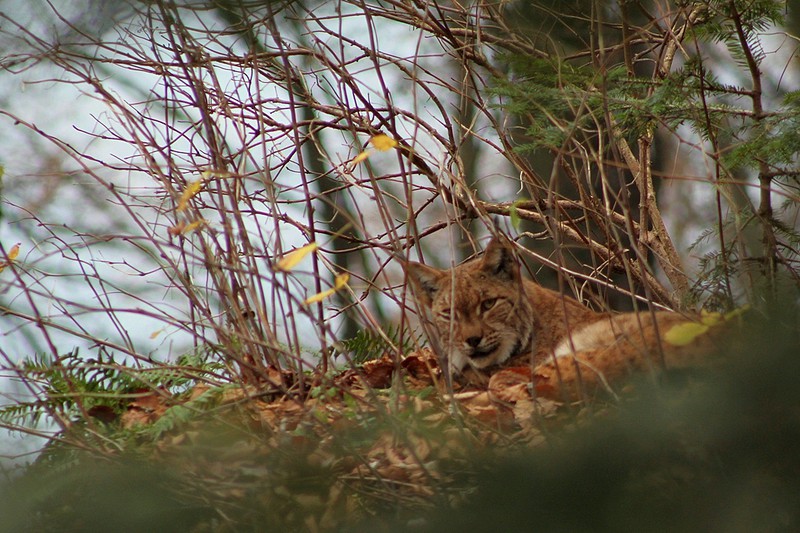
[
  {"xmin": 0, "ymin": 345, "xmax": 229, "ymax": 443},
  {"xmin": 337, "ymin": 326, "xmax": 419, "ymax": 365}
]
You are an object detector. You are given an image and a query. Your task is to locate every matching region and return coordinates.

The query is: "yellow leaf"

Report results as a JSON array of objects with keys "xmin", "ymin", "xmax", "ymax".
[
  {"xmin": 700, "ymin": 310, "xmax": 722, "ymax": 326},
  {"xmin": 168, "ymin": 219, "xmax": 207, "ymax": 236},
  {"xmin": 664, "ymin": 321, "xmax": 710, "ymax": 346},
  {"xmin": 168, "ymin": 222, "xmax": 186, "ymax": 236},
  {"xmin": 351, "ymin": 150, "xmax": 372, "ymax": 165},
  {"xmin": 7, "ymin": 243, "xmax": 20, "ymax": 261},
  {"xmin": 201, "ymin": 169, "xmax": 232, "ymax": 179},
  {"xmin": 304, "ymin": 273, "xmax": 349, "ymax": 305},
  {"xmin": 370, "ymin": 134, "xmax": 398, "ymax": 151},
  {"xmin": 304, "ymin": 287, "xmax": 336, "ymax": 305},
  {"xmin": 184, "ymin": 219, "xmax": 207, "ymax": 234},
  {"xmin": 0, "ymin": 242, "xmax": 20, "ymax": 273},
  {"xmin": 333, "ymin": 273, "xmax": 349, "ymax": 289},
  {"xmin": 177, "ymin": 179, "xmax": 205, "ymax": 212},
  {"xmin": 275, "ymin": 242, "xmax": 318, "ymax": 272},
  {"xmin": 724, "ymin": 305, "xmax": 750, "ymax": 321}
]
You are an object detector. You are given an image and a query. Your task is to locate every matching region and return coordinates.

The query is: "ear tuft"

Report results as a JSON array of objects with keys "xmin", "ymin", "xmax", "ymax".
[
  {"xmin": 481, "ymin": 237, "xmax": 521, "ymax": 281},
  {"xmin": 405, "ymin": 262, "xmax": 446, "ymax": 308}
]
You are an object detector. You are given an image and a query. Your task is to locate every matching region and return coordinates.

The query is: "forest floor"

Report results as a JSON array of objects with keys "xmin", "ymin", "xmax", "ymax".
[{"xmin": 2, "ymin": 313, "xmax": 799, "ymax": 532}]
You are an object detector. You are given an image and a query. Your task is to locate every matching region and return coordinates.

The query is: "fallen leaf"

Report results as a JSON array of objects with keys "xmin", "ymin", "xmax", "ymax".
[
  {"xmin": 488, "ymin": 367, "xmax": 533, "ymax": 404},
  {"xmin": 401, "ymin": 348, "xmax": 439, "ymax": 379},
  {"xmin": 87, "ymin": 405, "xmax": 118, "ymax": 424},
  {"xmin": 360, "ymin": 355, "xmax": 395, "ymax": 388},
  {"xmin": 459, "ymin": 391, "xmax": 512, "ymax": 426},
  {"xmin": 187, "ymin": 383, "xmax": 211, "ymax": 402},
  {"xmin": 335, "ymin": 355, "xmax": 395, "ymax": 389},
  {"xmin": 512, "ymin": 399, "xmax": 536, "ymax": 429},
  {"xmin": 120, "ymin": 389, "xmax": 170, "ymax": 429}
]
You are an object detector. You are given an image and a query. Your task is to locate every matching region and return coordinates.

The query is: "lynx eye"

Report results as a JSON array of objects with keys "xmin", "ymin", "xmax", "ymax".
[{"xmin": 480, "ymin": 298, "xmax": 499, "ymax": 313}]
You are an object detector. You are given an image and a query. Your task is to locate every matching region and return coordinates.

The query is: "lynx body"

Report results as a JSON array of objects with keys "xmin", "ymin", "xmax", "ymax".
[{"xmin": 406, "ymin": 237, "xmax": 699, "ymax": 376}]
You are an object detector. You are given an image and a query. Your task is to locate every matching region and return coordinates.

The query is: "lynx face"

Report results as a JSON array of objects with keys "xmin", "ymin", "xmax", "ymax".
[{"xmin": 406, "ymin": 238, "xmax": 534, "ymax": 374}]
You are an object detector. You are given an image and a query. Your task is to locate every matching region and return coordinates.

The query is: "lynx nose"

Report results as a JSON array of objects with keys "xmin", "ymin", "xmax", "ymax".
[{"xmin": 466, "ymin": 336, "xmax": 482, "ymax": 348}]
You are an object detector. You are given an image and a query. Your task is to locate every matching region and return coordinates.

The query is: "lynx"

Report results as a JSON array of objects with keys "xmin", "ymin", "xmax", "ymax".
[{"xmin": 406, "ymin": 237, "xmax": 718, "ymax": 380}]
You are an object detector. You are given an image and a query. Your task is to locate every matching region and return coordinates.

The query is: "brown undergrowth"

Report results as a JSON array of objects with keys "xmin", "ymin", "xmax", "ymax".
[
  {"xmin": 0, "ymin": 304, "xmax": 764, "ymax": 532},
  {"xmin": 0, "ymin": 309, "xmax": 749, "ymax": 531},
  {"xmin": 5, "ymin": 310, "xmax": 800, "ymax": 533},
  {"xmin": 112, "ymin": 348, "xmax": 566, "ymax": 530},
  {"xmin": 10, "ymin": 347, "xmax": 583, "ymax": 531}
]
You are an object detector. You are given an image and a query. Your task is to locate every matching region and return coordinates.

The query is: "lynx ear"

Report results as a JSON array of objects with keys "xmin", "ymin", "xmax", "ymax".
[
  {"xmin": 481, "ymin": 237, "xmax": 521, "ymax": 282},
  {"xmin": 405, "ymin": 262, "xmax": 446, "ymax": 308}
]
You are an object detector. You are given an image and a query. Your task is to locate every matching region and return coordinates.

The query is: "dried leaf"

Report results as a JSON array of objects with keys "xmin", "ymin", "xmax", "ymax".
[
  {"xmin": 276, "ymin": 242, "xmax": 318, "ymax": 272},
  {"xmin": 120, "ymin": 390, "xmax": 169, "ymax": 429},
  {"xmin": 87, "ymin": 405, "xmax": 118, "ymax": 424},
  {"xmin": 488, "ymin": 367, "xmax": 533, "ymax": 404},
  {"xmin": 512, "ymin": 399, "xmax": 536, "ymax": 429},
  {"xmin": 401, "ymin": 348, "xmax": 439, "ymax": 379},
  {"xmin": 459, "ymin": 391, "xmax": 513, "ymax": 426},
  {"xmin": 359, "ymin": 355, "xmax": 394, "ymax": 388}
]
